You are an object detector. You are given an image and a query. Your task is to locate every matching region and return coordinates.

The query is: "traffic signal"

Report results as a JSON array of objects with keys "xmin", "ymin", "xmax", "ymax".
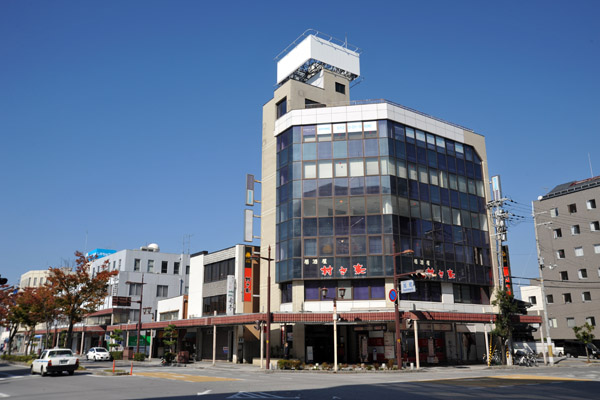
[{"xmin": 0, "ymin": 275, "xmax": 7, "ymax": 285}]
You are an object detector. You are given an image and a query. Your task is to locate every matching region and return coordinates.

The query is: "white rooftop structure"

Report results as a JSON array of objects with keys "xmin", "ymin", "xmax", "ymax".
[{"xmin": 275, "ymin": 29, "xmax": 361, "ymax": 86}]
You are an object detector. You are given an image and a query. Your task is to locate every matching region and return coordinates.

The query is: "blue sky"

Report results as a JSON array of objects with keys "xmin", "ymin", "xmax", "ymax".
[{"xmin": 1, "ymin": 0, "xmax": 599, "ymax": 290}]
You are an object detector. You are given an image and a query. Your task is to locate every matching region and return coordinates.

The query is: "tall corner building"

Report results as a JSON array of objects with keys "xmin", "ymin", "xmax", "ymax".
[
  {"xmin": 260, "ymin": 31, "xmax": 499, "ymax": 364},
  {"xmin": 533, "ymin": 176, "xmax": 600, "ymax": 343}
]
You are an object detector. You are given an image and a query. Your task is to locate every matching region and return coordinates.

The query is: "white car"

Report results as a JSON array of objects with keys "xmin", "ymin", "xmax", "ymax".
[
  {"xmin": 31, "ymin": 348, "xmax": 79, "ymax": 376},
  {"xmin": 86, "ymin": 347, "xmax": 111, "ymax": 361}
]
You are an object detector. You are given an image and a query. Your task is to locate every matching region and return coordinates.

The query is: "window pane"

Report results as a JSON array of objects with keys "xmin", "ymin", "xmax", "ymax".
[
  {"xmin": 318, "ymin": 160, "xmax": 333, "ymax": 178},
  {"xmin": 334, "ymin": 160, "xmax": 348, "ymax": 177},
  {"xmin": 349, "ymin": 159, "xmax": 364, "ymax": 176},
  {"xmin": 303, "ymin": 162, "xmax": 316, "ymax": 179},
  {"xmin": 365, "ymin": 158, "xmax": 379, "ymax": 175},
  {"xmin": 333, "ymin": 141, "xmax": 347, "ymax": 158}
]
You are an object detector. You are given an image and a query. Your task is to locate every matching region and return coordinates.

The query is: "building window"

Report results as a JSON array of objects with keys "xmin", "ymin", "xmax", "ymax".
[
  {"xmin": 563, "ymin": 293, "xmax": 572, "ymax": 303},
  {"xmin": 174, "ymin": 262, "xmax": 180, "ymax": 275},
  {"xmin": 571, "ymin": 225, "xmax": 580, "ymax": 235},
  {"xmin": 588, "ymin": 199, "xmax": 597, "ymax": 209},
  {"xmin": 546, "ymin": 294, "xmax": 554, "ymax": 304},
  {"xmin": 186, "ymin": 265, "xmax": 190, "ymax": 275},
  {"xmin": 586, "ymin": 316, "xmax": 596, "ymax": 326},
  {"xmin": 147, "ymin": 260, "xmax": 154, "ymax": 273},
  {"xmin": 118, "ymin": 259, "xmax": 122, "ymax": 270},
  {"xmin": 550, "ymin": 208, "xmax": 559, "ymax": 217},
  {"xmin": 568, "ymin": 203, "xmax": 577, "ymax": 213},
  {"xmin": 567, "ymin": 318, "xmax": 576, "ymax": 328},
  {"xmin": 579, "ymin": 269, "xmax": 588, "ymax": 279},
  {"xmin": 281, "ymin": 283, "xmax": 293, "ymax": 303},
  {"xmin": 161, "ymin": 261, "xmax": 168, "ymax": 274},
  {"xmin": 130, "ymin": 309, "xmax": 140, "ymax": 322},
  {"xmin": 112, "ymin": 261, "xmax": 116, "ymax": 270},
  {"xmin": 528, "ymin": 296, "xmax": 537, "ymax": 305},
  {"xmin": 33, "ymin": 277, "xmax": 37, "ymax": 286},
  {"xmin": 276, "ymin": 97, "xmax": 287, "ymax": 119},
  {"xmin": 557, "ymin": 249, "xmax": 565, "ymax": 259},
  {"xmin": 134, "ymin": 259, "xmax": 141, "ymax": 271},
  {"xmin": 203, "ymin": 294, "xmax": 227, "ymax": 315},
  {"xmin": 553, "ymin": 228, "xmax": 562, "ymax": 238},
  {"xmin": 129, "ymin": 283, "xmax": 142, "ymax": 296},
  {"xmin": 204, "ymin": 258, "xmax": 235, "ymax": 283},
  {"xmin": 575, "ymin": 247, "xmax": 584, "ymax": 257},
  {"xmin": 549, "ymin": 318, "xmax": 558, "ymax": 328},
  {"xmin": 582, "ymin": 291, "xmax": 591, "ymax": 302},
  {"xmin": 156, "ymin": 285, "xmax": 168, "ymax": 297},
  {"xmin": 335, "ymin": 82, "xmax": 346, "ymax": 94},
  {"xmin": 595, "ymin": 244, "xmax": 600, "ymax": 254},
  {"xmin": 591, "ymin": 221, "xmax": 600, "ymax": 231},
  {"xmin": 560, "ymin": 271, "xmax": 569, "ymax": 280}
]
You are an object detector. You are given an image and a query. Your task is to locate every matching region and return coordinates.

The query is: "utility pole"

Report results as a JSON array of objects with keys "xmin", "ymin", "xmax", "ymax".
[
  {"xmin": 532, "ymin": 202, "xmax": 554, "ymax": 366},
  {"xmin": 486, "ymin": 175, "xmax": 513, "ymax": 365}
]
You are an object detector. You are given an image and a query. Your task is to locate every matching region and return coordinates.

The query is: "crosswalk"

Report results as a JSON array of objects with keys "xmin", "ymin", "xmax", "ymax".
[
  {"xmin": 132, "ymin": 371, "xmax": 239, "ymax": 383},
  {"xmin": 227, "ymin": 393, "xmax": 300, "ymax": 399}
]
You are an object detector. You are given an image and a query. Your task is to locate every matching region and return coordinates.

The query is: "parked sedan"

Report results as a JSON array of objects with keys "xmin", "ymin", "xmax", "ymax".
[
  {"xmin": 31, "ymin": 348, "xmax": 79, "ymax": 376},
  {"xmin": 86, "ymin": 347, "xmax": 111, "ymax": 361}
]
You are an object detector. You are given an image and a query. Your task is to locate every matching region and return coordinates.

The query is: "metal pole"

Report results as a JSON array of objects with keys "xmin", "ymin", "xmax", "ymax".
[
  {"xmin": 266, "ymin": 246, "xmax": 271, "ymax": 370},
  {"xmin": 333, "ymin": 297, "xmax": 338, "ymax": 372},
  {"xmin": 136, "ymin": 274, "xmax": 144, "ymax": 355},
  {"xmin": 213, "ymin": 310, "xmax": 217, "ymax": 366},
  {"xmin": 414, "ymin": 320, "xmax": 420, "ymax": 369},
  {"xmin": 393, "ymin": 243, "xmax": 402, "ymax": 369},
  {"xmin": 260, "ymin": 321, "xmax": 264, "ymax": 369},
  {"xmin": 532, "ymin": 201, "xmax": 554, "ymax": 366},
  {"xmin": 538, "ymin": 309, "xmax": 547, "ymax": 365},
  {"xmin": 484, "ymin": 320, "xmax": 490, "ymax": 365}
]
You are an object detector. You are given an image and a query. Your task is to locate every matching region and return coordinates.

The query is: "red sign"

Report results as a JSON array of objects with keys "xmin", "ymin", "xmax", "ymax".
[
  {"xmin": 320, "ymin": 265, "xmax": 333, "ymax": 276},
  {"xmin": 243, "ymin": 267, "xmax": 252, "ymax": 302},
  {"xmin": 353, "ymin": 263, "xmax": 367, "ymax": 275}
]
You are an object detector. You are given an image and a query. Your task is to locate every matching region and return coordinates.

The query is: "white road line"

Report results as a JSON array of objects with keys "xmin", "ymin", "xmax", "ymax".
[
  {"xmin": 197, "ymin": 390, "xmax": 212, "ymax": 396},
  {"xmin": 0, "ymin": 393, "xmax": 10, "ymax": 398}
]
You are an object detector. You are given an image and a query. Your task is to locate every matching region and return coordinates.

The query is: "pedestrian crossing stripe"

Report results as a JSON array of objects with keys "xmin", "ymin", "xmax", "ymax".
[{"xmin": 133, "ymin": 371, "xmax": 239, "ymax": 383}]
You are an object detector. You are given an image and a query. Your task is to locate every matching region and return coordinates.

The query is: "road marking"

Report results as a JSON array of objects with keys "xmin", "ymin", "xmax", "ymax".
[
  {"xmin": 0, "ymin": 393, "xmax": 10, "ymax": 398},
  {"xmin": 133, "ymin": 371, "xmax": 239, "ymax": 383},
  {"xmin": 198, "ymin": 390, "xmax": 212, "ymax": 396},
  {"xmin": 227, "ymin": 392, "xmax": 299, "ymax": 399},
  {"xmin": 489, "ymin": 374, "xmax": 592, "ymax": 381}
]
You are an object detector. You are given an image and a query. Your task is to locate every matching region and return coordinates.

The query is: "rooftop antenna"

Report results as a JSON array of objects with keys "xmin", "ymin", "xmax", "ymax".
[{"xmin": 588, "ymin": 152, "xmax": 594, "ymax": 178}]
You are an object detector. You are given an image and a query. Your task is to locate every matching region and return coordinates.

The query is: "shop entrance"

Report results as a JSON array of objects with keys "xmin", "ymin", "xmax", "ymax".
[{"xmin": 305, "ymin": 325, "xmax": 333, "ymax": 364}]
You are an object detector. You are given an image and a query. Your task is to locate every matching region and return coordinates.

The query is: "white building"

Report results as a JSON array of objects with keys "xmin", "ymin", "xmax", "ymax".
[{"xmin": 88, "ymin": 244, "xmax": 190, "ymax": 326}]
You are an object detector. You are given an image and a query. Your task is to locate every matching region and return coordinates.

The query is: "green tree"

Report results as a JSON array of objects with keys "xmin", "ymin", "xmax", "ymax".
[
  {"xmin": 48, "ymin": 252, "xmax": 118, "ymax": 349},
  {"xmin": 162, "ymin": 324, "xmax": 178, "ymax": 364},
  {"xmin": 573, "ymin": 323, "xmax": 595, "ymax": 363},
  {"xmin": 109, "ymin": 329, "xmax": 124, "ymax": 350},
  {"xmin": 491, "ymin": 288, "xmax": 519, "ymax": 365}
]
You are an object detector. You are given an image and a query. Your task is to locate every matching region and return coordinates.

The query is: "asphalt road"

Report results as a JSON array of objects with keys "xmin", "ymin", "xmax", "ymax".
[{"xmin": 1, "ymin": 358, "xmax": 600, "ymax": 399}]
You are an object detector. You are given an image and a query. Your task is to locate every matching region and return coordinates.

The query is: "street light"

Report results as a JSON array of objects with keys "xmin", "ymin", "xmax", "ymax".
[
  {"xmin": 392, "ymin": 244, "xmax": 414, "ymax": 369},
  {"xmin": 125, "ymin": 273, "xmax": 146, "ymax": 355},
  {"xmin": 320, "ymin": 286, "xmax": 346, "ymax": 372},
  {"xmin": 252, "ymin": 246, "xmax": 273, "ymax": 369}
]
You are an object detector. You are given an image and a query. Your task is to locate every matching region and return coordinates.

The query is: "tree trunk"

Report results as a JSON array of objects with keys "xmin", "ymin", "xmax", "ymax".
[
  {"xmin": 7, "ymin": 324, "xmax": 18, "ymax": 355},
  {"xmin": 66, "ymin": 320, "xmax": 74, "ymax": 350}
]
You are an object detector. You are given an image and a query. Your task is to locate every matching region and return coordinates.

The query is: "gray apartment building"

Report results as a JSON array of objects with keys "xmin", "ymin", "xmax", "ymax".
[{"xmin": 533, "ymin": 176, "xmax": 600, "ymax": 343}]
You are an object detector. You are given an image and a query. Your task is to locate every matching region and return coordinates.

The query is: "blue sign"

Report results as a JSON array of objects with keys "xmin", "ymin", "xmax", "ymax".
[
  {"xmin": 388, "ymin": 289, "xmax": 397, "ymax": 302},
  {"xmin": 401, "ymin": 280, "xmax": 416, "ymax": 294},
  {"xmin": 86, "ymin": 249, "xmax": 116, "ymax": 259}
]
